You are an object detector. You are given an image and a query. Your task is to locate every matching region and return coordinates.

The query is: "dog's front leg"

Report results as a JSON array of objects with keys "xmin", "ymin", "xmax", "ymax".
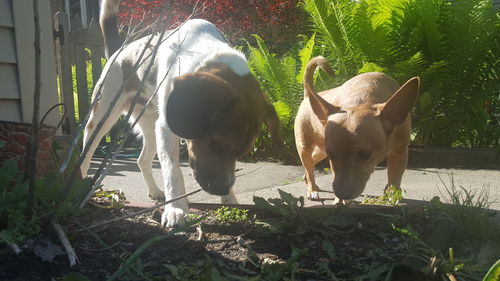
[
  {"xmin": 156, "ymin": 120, "xmax": 189, "ymax": 227},
  {"xmin": 220, "ymin": 188, "xmax": 238, "ymax": 205},
  {"xmin": 385, "ymin": 148, "xmax": 408, "ymax": 192}
]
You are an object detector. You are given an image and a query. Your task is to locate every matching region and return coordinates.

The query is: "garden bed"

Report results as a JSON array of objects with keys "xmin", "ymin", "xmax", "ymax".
[{"xmin": 1, "ymin": 190, "xmax": 498, "ymax": 281}]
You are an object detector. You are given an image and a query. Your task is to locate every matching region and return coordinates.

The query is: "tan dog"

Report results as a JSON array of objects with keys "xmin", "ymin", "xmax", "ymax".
[{"xmin": 294, "ymin": 56, "xmax": 419, "ymax": 201}]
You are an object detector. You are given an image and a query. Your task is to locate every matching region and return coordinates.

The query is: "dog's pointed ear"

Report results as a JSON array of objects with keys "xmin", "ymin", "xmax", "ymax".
[
  {"xmin": 306, "ymin": 84, "xmax": 340, "ymax": 123},
  {"xmin": 166, "ymin": 72, "xmax": 236, "ymax": 139},
  {"xmin": 380, "ymin": 77, "xmax": 420, "ymax": 125}
]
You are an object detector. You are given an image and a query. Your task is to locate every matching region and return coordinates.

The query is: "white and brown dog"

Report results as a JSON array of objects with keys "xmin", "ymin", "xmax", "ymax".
[
  {"xmin": 81, "ymin": 0, "xmax": 280, "ymax": 227},
  {"xmin": 294, "ymin": 56, "xmax": 419, "ymax": 201}
]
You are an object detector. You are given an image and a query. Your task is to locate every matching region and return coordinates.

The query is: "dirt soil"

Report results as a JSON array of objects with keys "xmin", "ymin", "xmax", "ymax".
[{"xmin": 0, "ymin": 202, "xmax": 436, "ymax": 281}]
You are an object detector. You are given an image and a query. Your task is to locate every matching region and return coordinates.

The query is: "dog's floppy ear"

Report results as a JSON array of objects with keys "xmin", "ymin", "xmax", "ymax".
[
  {"xmin": 263, "ymin": 102, "xmax": 281, "ymax": 145},
  {"xmin": 166, "ymin": 72, "xmax": 236, "ymax": 139},
  {"xmin": 380, "ymin": 77, "xmax": 420, "ymax": 125},
  {"xmin": 306, "ymin": 83, "xmax": 340, "ymax": 123}
]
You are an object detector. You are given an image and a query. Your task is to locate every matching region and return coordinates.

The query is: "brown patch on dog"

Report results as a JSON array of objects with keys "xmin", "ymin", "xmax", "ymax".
[
  {"xmin": 92, "ymin": 102, "xmax": 99, "ymax": 113},
  {"xmin": 166, "ymin": 62, "xmax": 281, "ymax": 195},
  {"xmin": 121, "ymin": 59, "xmax": 143, "ymax": 93}
]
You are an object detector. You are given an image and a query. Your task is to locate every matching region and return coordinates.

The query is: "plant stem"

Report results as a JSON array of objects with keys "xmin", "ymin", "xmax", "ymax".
[
  {"xmin": 77, "ymin": 188, "xmax": 202, "ymax": 232},
  {"xmin": 25, "ymin": 0, "xmax": 42, "ymax": 219},
  {"xmin": 52, "ymin": 220, "xmax": 79, "ymax": 266}
]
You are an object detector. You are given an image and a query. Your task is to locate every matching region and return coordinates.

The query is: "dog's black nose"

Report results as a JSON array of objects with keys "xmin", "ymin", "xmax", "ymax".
[
  {"xmin": 332, "ymin": 185, "xmax": 361, "ymax": 200},
  {"xmin": 334, "ymin": 191, "xmax": 357, "ymax": 200},
  {"xmin": 196, "ymin": 174, "xmax": 235, "ymax": 196}
]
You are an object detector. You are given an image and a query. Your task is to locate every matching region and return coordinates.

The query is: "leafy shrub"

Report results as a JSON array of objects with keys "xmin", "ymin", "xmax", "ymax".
[
  {"xmin": 118, "ymin": 0, "xmax": 499, "ymax": 152},
  {"xmin": 118, "ymin": 0, "xmax": 306, "ymax": 51},
  {"xmin": 247, "ymin": 34, "xmax": 318, "ymax": 153},
  {"xmin": 214, "ymin": 206, "xmax": 249, "ymax": 224},
  {"xmin": 362, "ymin": 185, "xmax": 404, "ymax": 205},
  {"xmin": 0, "ymin": 160, "xmax": 91, "ymax": 244}
]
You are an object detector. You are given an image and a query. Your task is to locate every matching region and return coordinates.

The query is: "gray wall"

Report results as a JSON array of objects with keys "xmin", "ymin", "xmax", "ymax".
[
  {"xmin": 0, "ymin": 0, "xmax": 22, "ymax": 122},
  {"xmin": 0, "ymin": 0, "xmax": 60, "ymax": 128}
]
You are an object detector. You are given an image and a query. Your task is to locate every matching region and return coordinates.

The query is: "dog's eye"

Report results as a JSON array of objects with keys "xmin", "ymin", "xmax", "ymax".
[
  {"xmin": 358, "ymin": 150, "xmax": 371, "ymax": 161},
  {"xmin": 210, "ymin": 140, "xmax": 231, "ymax": 154}
]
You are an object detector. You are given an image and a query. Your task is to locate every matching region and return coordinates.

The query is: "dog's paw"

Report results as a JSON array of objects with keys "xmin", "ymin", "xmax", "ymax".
[
  {"xmin": 161, "ymin": 207, "xmax": 186, "ymax": 228},
  {"xmin": 307, "ymin": 191, "xmax": 321, "ymax": 201},
  {"xmin": 220, "ymin": 192, "xmax": 238, "ymax": 205},
  {"xmin": 332, "ymin": 197, "xmax": 349, "ymax": 205},
  {"xmin": 149, "ymin": 190, "xmax": 165, "ymax": 201}
]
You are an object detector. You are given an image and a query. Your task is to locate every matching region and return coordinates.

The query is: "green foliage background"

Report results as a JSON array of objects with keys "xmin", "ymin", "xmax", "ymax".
[{"xmin": 247, "ymin": 0, "xmax": 499, "ymax": 154}]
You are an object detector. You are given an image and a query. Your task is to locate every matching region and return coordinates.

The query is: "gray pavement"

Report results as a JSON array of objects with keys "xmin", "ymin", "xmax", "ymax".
[{"xmin": 89, "ymin": 157, "xmax": 500, "ymax": 210}]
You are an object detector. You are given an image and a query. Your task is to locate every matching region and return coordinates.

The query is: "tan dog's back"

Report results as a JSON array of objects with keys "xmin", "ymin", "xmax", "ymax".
[
  {"xmin": 297, "ymin": 73, "xmax": 401, "ymax": 141},
  {"xmin": 327, "ymin": 72, "xmax": 400, "ymax": 108}
]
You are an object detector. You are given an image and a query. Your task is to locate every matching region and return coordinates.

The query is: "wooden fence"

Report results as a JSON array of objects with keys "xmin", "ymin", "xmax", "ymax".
[{"xmin": 53, "ymin": 11, "xmax": 104, "ymax": 136}]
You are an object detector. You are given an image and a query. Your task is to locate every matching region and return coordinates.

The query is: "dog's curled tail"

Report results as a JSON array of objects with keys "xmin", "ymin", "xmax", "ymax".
[
  {"xmin": 303, "ymin": 56, "xmax": 335, "ymax": 98},
  {"xmin": 100, "ymin": 0, "xmax": 122, "ymax": 58}
]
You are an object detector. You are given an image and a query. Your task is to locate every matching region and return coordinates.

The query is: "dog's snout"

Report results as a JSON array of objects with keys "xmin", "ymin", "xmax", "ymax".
[
  {"xmin": 333, "ymin": 187, "xmax": 359, "ymax": 200},
  {"xmin": 332, "ymin": 179, "xmax": 365, "ymax": 200},
  {"xmin": 196, "ymin": 173, "xmax": 235, "ymax": 196}
]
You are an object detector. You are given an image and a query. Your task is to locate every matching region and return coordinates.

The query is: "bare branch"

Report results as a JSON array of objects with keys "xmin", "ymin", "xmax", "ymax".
[
  {"xmin": 77, "ymin": 188, "xmax": 202, "ymax": 232},
  {"xmin": 25, "ymin": 0, "xmax": 42, "ymax": 219},
  {"xmin": 52, "ymin": 220, "xmax": 79, "ymax": 267},
  {"xmin": 0, "ymin": 236, "xmax": 21, "ymax": 255},
  {"xmin": 78, "ymin": 7, "xmax": 196, "ymax": 208}
]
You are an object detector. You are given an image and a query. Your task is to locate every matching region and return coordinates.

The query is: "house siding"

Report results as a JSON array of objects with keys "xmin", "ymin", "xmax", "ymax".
[
  {"xmin": 0, "ymin": 0, "xmax": 60, "ymax": 128},
  {"xmin": 0, "ymin": 0, "xmax": 21, "ymax": 122}
]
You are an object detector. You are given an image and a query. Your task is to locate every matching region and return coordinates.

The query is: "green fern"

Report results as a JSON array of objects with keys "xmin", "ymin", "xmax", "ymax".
[
  {"xmin": 297, "ymin": 33, "xmax": 316, "ymax": 84},
  {"xmin": 246, "ymin": 34, "xmax": 320, "ymax": 152},
  {"xmin": 301, "ymin": 0, "xmax": 499, "ymax": 147},
  {"xmin": 247, "ymin": 35, "xmax": 309, "ymax": 115},
  {"xmin": 300, "ymin": 0, "xmax": 361, "ymax": 77}
]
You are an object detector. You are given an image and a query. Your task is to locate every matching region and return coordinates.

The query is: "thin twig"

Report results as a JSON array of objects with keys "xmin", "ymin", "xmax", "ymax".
[
  {"xmin": 79, "ymin": 29, "xmax": 169, "ymax": 207},
  {"xmin": 52, "ymin": 220, "xmax": 79, "ymax": 266},
  {"xmin": 66, "ymin": 31, "xmax": 158, "ymax": 187},
  {"xmin": 80, "ymin": 241, "xmax": 121, "ymax": 252},
  {"xmin": 57, "ymin": 19, "xmax": 136, "ymax": 174},
  {"xmin": 107, "ymin": 229, "xmax": 182, "ymax": 281},
  {"xmin": 58, "ymin": 2, "xmax": 198, "ymax": 176},
  {"xmin": 236, "ymin": 166, "xmax": 263, "ymax": 178},
  {"xmin": 77, "ymin": 188, "xmax": 202, "ymax": 232},
  {"xmin": 196, "ymin": 225, "xmax": 204, "ymax": 241},
  {"xmin": 0, "ymin": 236, "xmax": 21, "ymax": 255},
  {"xmin": 78, "ymin": 7, "xmax": 197, "ymax": 208},
  {"xmin": 25, "ymin": 0, "xmax": 42, "ymax": 219},
  {"xmin": 59, "ymin": 7, "xmax": 169, "ymax": 176},
  {"xmin": 75, "ymin": 221, "xmax": 150, "ymax": 279},
  {"xmin": 70, "ymin": 6, "xmax": 191, "ymax": 178},
  {"xmin": 80, "ymin": 31, "xmax": 189, "ymax": 208}
]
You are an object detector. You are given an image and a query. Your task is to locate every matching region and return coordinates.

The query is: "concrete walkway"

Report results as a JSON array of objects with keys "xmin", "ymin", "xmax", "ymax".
[{"xmin": 90, "ymin": 157, "xmax": 500, "ymax": 210}]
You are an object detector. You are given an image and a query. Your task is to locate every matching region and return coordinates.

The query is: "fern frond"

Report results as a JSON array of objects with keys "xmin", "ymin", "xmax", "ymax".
[
  {"xmin": 297, "ymin": 33, "xmax": 316, "ymax": 83},
  {"xmin": 247, "ymin": 35, "xmax": 288, "ymax": 101},
  {"xmin": 390, "ymin": 51, "xmax": 429, "ymax": 81}
]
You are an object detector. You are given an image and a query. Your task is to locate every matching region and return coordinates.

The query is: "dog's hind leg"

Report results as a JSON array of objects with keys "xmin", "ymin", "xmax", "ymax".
[
  {"xmin": 134, "ymin": 109, "xmax": 164, "ymax": 200},
  {"xmin": 311, "ymin": 146, "xmax": 327, "ymax": 167},
  {"xmin": 81, "ymin": 98, "xmax": 126, "ymax": 178},
  {"xmin": 299, "ymin": 147, "xmax": 322, "ymax": 201}
]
